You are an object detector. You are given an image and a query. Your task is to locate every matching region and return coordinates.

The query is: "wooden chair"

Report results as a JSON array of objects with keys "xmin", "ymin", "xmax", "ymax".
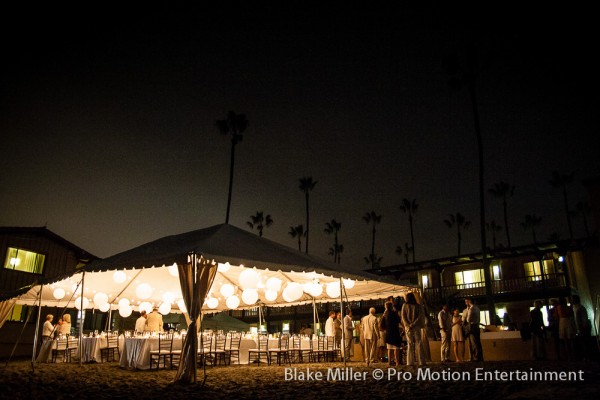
[
  {"xmin": 268, "ymin": 334, "xmax": 291, "ymax": 366},
  {"xmin": 209, "ymin": 333, "xmax": 227, "ymax": 366},
  {"xmin": 247, "ymin": 334, "xmax": 270, "ymax": 365},
  {"xmin": 100, "ymin": 334, "xmax": 120, "ymax": 362},
  {"xmin": 66, "ymin": 337, "xmax": 79, "ymax": 362},
  {"xmin": 225, "ymin": 332, "xmax": 242, "ymax": 365},
  {"xmin": 288, "ymin": 335, "xmax": 303, "ymax": 363},
  {"xmin": 149, "ymin": 333, "xmax": 174, "ymax": 370},
  {"xmin": 197, "ymin": 333, "xmax": 213, "ymax": 366},
  {"xmin": 51, "ymin": 338, "xmax": 68, "ymax": 363},
  {"xmin": 309, "ymin": 335, "xmax": 327, "ymax": 362}
]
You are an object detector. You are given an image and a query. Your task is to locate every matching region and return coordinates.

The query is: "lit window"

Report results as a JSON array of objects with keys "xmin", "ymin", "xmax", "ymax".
[
  {"xmin": 454, "ymin": 269, "xmax": 483, "ymax": 285},
  {"xmin": 4, "ymin": 247, "xmax": 45, "ymax": 274},
  {"xmin": 421, "ymin": 274, "xmax": 429, "ymax": 288},
  {"xmin": 492, "ymin": 265, "xmax": 501, "ymax": 280},
  {"xmin": 523, "ymin": 260, "xmax": 555, "ymax": 281}
]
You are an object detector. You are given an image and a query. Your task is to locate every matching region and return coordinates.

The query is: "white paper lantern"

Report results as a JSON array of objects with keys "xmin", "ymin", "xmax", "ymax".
[
  {"xmin": 93, "ymin": 292, "xmax": 108, "ymax": 307},
  {"xmin": 99, "ymin": 303, "xmax": 110, "ymax": 312},
  {"xmin": 177, "ymin": 298, "xmax": 187, "ymax": 313},
  {"xmin": 74, "ymin": 296, "xmax": 89, "ymax": 310},
  {"xmin": 326, "ymin": 282, "xmax": 341, "ymax": 298},
  {"xmin": 283, "ymin": 282, "xmax": 303, "ymax": 302},
  {"xmin": 226, "ymin": 295, "xmax": 240, "ymax": 309},
  {"xmin": 220, "ymin": 283, "xmax": 235, "ymax": 297},
  {"xmin": 119, "ymin": 305, "xmax": 132, "ymax": 318},
  {"xmin": 206, "ymin": 297, "xmax": 219, "ymax": 309},
  {"xmin": 113, "ymin": 271, "xmax": 127, "ymax": 284},
  {"xmin": 305, "ymin": 282, "xmax": 323, "ymax": 297},
  {"xmin": 139, "ymin": 301, "xmax": 153, "ymax": 314},
  {"xmin": 168, "ymin": 263, "xmax": 179, "ymax": 277},
  {"xmin": 265, "ymin": 277, "xmax": 282, "ymax": 292},
  {"xmin": 265, "ymin": 290, "xmax": 278, "ymax": 302},
  {"xmin": 159, "ymin": 302, "xmax": 171, "ymax": 315},
  {"xmin": 239, "ymin": 268, "xmax": 259, "ymax": 289},
  {"xmin": 53, "ymin": 288, "xmax": 66, "ymax": 300},
  {"xmin": 118, "ymin": 298, "xmax": 130, "ymax": 309},
  {"xmin": 162, "ymin": 291, "xmax": 175, "ymax": 304},
  {"xmin": 241, "ymin": 288, "xmax": 259, "ymax": 305},
  {"xmin": 217, "ymin": 262, "xmax": 231, "ymax": 272},
  {"xmin": 343, "ymin": 278, "xmax": 355, "ymax": 289},
  {"xmin": 135, "ymin": 283, "xmax": 153, "ymax": 300}
]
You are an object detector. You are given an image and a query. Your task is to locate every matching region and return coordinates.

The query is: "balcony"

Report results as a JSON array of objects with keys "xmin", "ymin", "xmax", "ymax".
[{"xmin": 424, "ymin": 273, "xmax": 568, "ymax": 301}]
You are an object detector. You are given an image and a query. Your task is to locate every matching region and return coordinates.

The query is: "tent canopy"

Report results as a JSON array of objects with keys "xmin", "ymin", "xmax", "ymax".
[{"xmin": 10, "ymin": 224, "xmax": 416, "ymax": 313}]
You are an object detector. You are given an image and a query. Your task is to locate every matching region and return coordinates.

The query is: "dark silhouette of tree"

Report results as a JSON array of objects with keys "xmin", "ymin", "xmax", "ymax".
[
  {"xmin": 399, "ymin": 198, "xmax": 418, "ymax": 263},
  {"xmin": 444, "ymin": 41, "xmax": 496, "ymax": 317},
  {"xmin": 364, "ymin": 253, "xmax": 383, "ymax": 269},
  {"xmin": 549, "ymin": 170, "xmax": 575, "ymax": 240},
  {"xmin": 299, "ymin": 177, "xmax": 318, "ymax": 254},
  {"xmin": 246, "ymin": 211, "xmax": 273, "ymax": 237},
  {"xmin": 288, "ymin": 224, "xmax": 305, "ymax": 252},
  {"xmin": 324, "ymin": 219, "xmax": 342, "ymax": 264},
  {"xmin": 575, "ymin": 201, "xmax": 592, "ymax": 238},
  {"xmin": 217, "ymin": 111, "xmax": 248, "ymax": 224},
  {"xmin": 488, "ymin": 181, "xmax": 515, "ymax": 248},
  {"xmin": 486, "ymin": 220, "xmax": 503, "ymax": 250},
  {"xmin": 520, "ymin": 214, "xmax": 542, "ymax": 244},
  {"xmin": 329, "ymin": 244, "xmax": 344, "ymax": 264},
  {"xmin": 444, "ymin": 213, "xmax": 471, "ymax": 256},
  {"xmin": 395, "ymin": 242, "xmax": 413, "ymax": 264},
  {"xmin": 363, "ymin": 211, "xmax": 382, "ymax": 262}
]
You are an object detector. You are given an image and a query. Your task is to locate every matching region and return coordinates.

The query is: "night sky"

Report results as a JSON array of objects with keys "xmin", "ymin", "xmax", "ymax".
[{"xmin": 1, "ymin": 5, "xmax": 598, "ymax": 273}]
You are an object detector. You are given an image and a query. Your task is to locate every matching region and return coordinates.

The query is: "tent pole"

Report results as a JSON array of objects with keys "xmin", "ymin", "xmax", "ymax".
[
  {"xmin": 340, "ymin": 277, "xmax": 345, "ymax": 367},
  {"xmin": 79, "ymin": 271, "xmax": 85, "ymax": 366},
  {"xmin": 31, "ymin": 284, "xmax": 44, "ymax": 370},
  {"xmin": 312, "ymin": 297, "xmax": 316, "ymax": 338}
]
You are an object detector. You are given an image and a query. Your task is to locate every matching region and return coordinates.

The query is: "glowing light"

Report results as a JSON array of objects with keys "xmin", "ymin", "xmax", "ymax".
[
  {"xmin": 206, "ymin": 297, "xmax": 219, "ymax": 309},
  {"xmin": 139, "ymin": 302, "xmax": 153, "ymax": 314},
  {"xmin": 74, "ymin": 296, "xmax": 89, "ymax": 310},
  {"xmin": 217, "ymin": 262, "xmax": 231, "ymax": 272},
  {"xmin": 265, "ymin": 290, "xmax": 278, "ymax": 302},
  {"xmin": 119, "ymin": 305, "xmax": 132, "ymax": 318},
  {"xmin": 343, "ymin": 279, "xmax": 355, "ymax": 289},
  {"xmin": 99, "ymin": 303, "xmax": 110, "ymax": 312},
  {"xmin": 226, "ymin": 295, "xmax": 240, "ymax": 309},
  {"xmin": 93, "ymin": 292, "xmax": 108, "ymax": 307},
  {"xmin": 159, "ymin": 302, "xmax": 171, "ymax": 315},
  {"xmin": 241, "ymin": 288, "xmax": 259, "ymax": 305},
  {"xmin": 118, "ymin": 298, "xmax": 130, "ymax": 309},
  {"xmin": 53, "ymin": 288, "xmax": 66, "ymax": 300},
  {"xmin": 135, "ymin": 283, "xmax": 153, "ymax": 300},
  {"xmin": 168, "ymin": 263, "xmax": 179, "ymax": 277},
  {"xmin": 239, "ymin": 268, "xmax": 259, "ymax": 289},
  {"xmin": 326, "ymin": 282, "xmax": 341, "ymax": 298},
  {"xmin": 220, "ymin": 283, "xmax": 235, "ymax": 298},
  {"xmin": 265, "ymin": 277, "xmax": 282, "ymax": 292},
  {"xmin": 113, "ymin": 271, "xmax": 127, "ymax": 284}
]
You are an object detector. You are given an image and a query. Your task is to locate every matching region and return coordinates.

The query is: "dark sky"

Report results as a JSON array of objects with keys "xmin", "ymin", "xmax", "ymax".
[{"xmin": 1, "ymin": 5, "xmax": 598, "ymax": 273}]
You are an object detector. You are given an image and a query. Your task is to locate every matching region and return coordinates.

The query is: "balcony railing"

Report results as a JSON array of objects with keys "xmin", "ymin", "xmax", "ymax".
[{"xmin": 424, "ymin": 273, "xmax": 567, "ymax": 300}]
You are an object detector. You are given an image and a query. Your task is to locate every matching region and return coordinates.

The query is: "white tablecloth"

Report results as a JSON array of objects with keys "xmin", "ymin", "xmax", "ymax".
[
  {"xmin": 119, "ymin": 336, "xmax": 183, "ymax": 370},
  {"xmin": 36, "ymin": 340, "xmax": 55, "ymax": 363},
  {"xmin": 80, "ymin": 336, "xmax": 107, "ymax": 363}
]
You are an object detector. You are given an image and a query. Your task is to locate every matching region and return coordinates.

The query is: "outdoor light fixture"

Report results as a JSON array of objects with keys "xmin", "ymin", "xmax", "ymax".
[{"xmin": 53, "ymin": 288, "xmax": 66, "ymax": 300}]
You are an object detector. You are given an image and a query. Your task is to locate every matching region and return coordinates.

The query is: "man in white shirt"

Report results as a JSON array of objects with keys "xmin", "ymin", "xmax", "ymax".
[
  {"xmin": 361, "ymin": 307, "xmax": 379, "ymax": 365},
  {"xmin": 135, "ymin": 310, "xmax": 147, "ymax": 333},
  {"xmin": 325, "ymin": 311, "xmax": 336, "ymax": 338},
  {"xmin": 438, "ymin": 304, "xmax": 452, "ymax": 362},
  {"xmin": 146, "ymin": 307, "xmax": 163, "ymax": 332}
]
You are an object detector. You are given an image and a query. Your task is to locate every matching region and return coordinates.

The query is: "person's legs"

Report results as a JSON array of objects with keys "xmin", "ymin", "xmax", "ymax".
[{"xmin": 440, "ymin": 330, "xmax": 450, "ymax": 361}]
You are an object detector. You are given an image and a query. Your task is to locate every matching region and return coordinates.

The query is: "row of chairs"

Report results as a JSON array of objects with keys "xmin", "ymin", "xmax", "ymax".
[
  {"xmin": 51, "ymin": 333, "xmax": 121, "ymax": 363},
  {"xmin": 247, "ymin": 334, "xmax": 342, "ymax": 366}
]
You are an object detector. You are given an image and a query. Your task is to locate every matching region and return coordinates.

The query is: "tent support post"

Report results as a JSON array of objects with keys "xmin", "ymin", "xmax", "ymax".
[
  {"xmin": 79, "ymin": 271, "xmax": 85, "ymax": 366},
  {"xmin": 340, "ymin": 277, "xmax": 346, "ymax": 367},
  {"xmin": 312, "ymin": 297, "xmax": 316, "ymax": 338},
  {"xmin": 30, "ymin": 284, "xmax": 44, "ymax": 370}
]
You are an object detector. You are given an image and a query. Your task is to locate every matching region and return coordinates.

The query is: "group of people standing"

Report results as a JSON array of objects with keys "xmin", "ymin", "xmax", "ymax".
[
  {"xmin": 324, "ymin": 309, "xmax": 355, "ymax": 361},
  {"xmin": 134, "ymin": 307, "xmax": 164, "ymax": 333},
  {"xmin": 437, "ymin": 298, "xmax": 484, "ymax": 363},
  {"xmin": 41, "ymin": 313, "xmax": 72, "ymax": 341}
]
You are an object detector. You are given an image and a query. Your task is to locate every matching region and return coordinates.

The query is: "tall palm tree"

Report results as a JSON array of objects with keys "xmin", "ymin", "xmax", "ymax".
[
  {"xmin": 488, "ymin": 181, "xmax": 515, "ymax": 248},
  {"xmin": 328, "ymin": 244, "xmax": 344, "ymax": 264},
  {"xmin": 217, "ymin": 111, "xmax": 248, "ymax": 224},
  {"xmin": 395, "ymin": 242, "xmax": 412, "ymax": 264},
  {"xmin": 364, "ymin": 253, "xmax": 383, "ymax": 269},
  {"xmin": 399, "ymin": 198, "xmax": 418, "ymax": 263},
  {"xmin": 363, "ymin": 211, "xmax": 382, "ymax": 262},
  {"xmin": 324, "ymin": 219, "xmax": 342, "ymax": 263},
  {"xmin": 486, "ymin": 220, "xmax": 503, "ymax": 250},
  {"xmin": 549, "ymin": 170, "xmax": 575, "ymax": 240},
  {"xmin": 520, "ymin": 214, "xmax": 542, "ymax": 244},
  {"xmin": 299, "ymin": 177, "xmax": 318, "ymax": 254},
  {"xmin": 288, "ymin": 224, "xmax": 305, "ymax": 252},
  {"xmin": 444, "ymin": 44, "xmax": 495, "ymax": 316},
  {"xmin": 444, "ymin": 212, "xmax": 471, "ymax": 256},
  {"xmin": 246, "ymin": 211, "xmax": 273, "ymax": 237},
  {"xmin": 575, "ymin": 201, "xmax": 592, "ymax": 238}
]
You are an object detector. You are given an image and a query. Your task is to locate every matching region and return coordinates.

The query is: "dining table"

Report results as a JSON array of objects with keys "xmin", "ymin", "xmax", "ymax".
[
  {"xmin": 235, "ymin": 336, "xmax": 316, "ymax": 364},
  {"xmin": 80, "ymin": 336, "xmax": 107, "ymax": 363},
  {"xmin": 119, "ymin": 335, "xmax": 183, "ymax": 370}
]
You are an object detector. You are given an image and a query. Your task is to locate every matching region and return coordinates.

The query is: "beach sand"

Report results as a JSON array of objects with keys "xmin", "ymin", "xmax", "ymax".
[{"xmin": 1, "ymin": 359, "xmax": 598, "ymax": 400}]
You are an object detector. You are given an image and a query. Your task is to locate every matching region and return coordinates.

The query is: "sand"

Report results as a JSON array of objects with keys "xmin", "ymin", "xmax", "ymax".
[{"xmin": 0, "ymin": 358, "xmax": 598, "ymax": 400}]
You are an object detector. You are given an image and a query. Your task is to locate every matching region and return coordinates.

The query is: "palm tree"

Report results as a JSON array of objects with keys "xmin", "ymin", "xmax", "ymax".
[
  {"xmin": 575, "ymin": 201, "xmax": 592, "ymax": 238},
  {"xmin": 217, "ymin": 111, "xmax": 248, "ymax": 224},
  {"xmin": 444, "ymin": 213, "xmax": 471, "ymax": 256},
  {"xmin": 520, "ymin": 214, "xmax": 542, "ymax": 244},
  {"xmin": 288, "ymin": 224, "xmax": 305, "ymax": 252},
  {"xmin": 488, "ymin": 181, "xmax": 515, "ymax": 248},
  {"xmin": 399, "ymin": 198, "xmax": 418, "ymax": 263},
  {"xmin": 549, "ymin": 170, "xmax": 575, "ymax": 240},
  {"xmin": 324, "ymin": 219, "xmax": 342, "ymax": 263},
  {"xmin": 328, "ymin": 244, "xmax": 344, "ymax": 264},
  {"xmin": 246, "ymin": 211, "xmax": 273, "ymax": 237},
  {"xmin": 364, "ymin": 253, "xmax": 383, "ymax": 269},
  {"xmin": 395, "ymin": 242, "xmax": 412, "ymax": 264},
  {"xmin": 363, "ymin": 211, "xmax": 382, "ymax": 262},
  {"xmin": 299, "ymin": 177, "xmax": 318, "ymax": 254},
  {"xmin": 486, "ymin": 220, "xmax": 503, "ymax": 250}
]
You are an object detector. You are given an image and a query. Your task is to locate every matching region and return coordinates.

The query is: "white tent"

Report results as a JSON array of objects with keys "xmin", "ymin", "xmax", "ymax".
[{"xmin": 9, "ymin": 224, "xmax": 416, "ymax": 315}]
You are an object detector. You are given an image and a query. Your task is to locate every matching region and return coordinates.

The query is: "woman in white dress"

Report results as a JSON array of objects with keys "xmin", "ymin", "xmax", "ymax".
[{"xmin": 451, "ymin": 309, "xmax": 465, "ymax": 362}]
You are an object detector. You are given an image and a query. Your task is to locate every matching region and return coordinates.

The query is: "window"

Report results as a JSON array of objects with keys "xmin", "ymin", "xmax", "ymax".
[
  {"xmin": 454, "ymin": 269, "xmax": 484, "ymax": 285},
  {"xmin": 492, "ymin": 264, "xmax": 502, "ymax": 280},
  {"xmin": 7, "ymin": 304, "xmax": 26, "ymax": 322},
  {"xmin": 4, "ymin": 247, "xmax": 46, "ymax": 274},
  {"xmin": 421, "ymin": 274, "xmax": 429, "ymax": 288},
  {"xmin": 523, "ymin": 260, "xmax": 556, "ymax": 281}
]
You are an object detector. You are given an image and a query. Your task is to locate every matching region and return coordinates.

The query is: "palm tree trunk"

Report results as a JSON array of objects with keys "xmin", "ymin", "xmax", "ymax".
[
  {"xmin": 371, "ymin": 225, "xmax": 376, "ymax": 258},
  {"xmin": 409, "ymin": 215, "xmax": 415, "ymax": 264},
  {"xmin": 225, "ymin": 140, "xmax": 236, "ymax": 224},
  {"xmin": 305, "ymin": 193, "xmax": 310, "ymax": 254},
  {"xmin": 297, "ymin": 237, "xmax": 301, "ymax": 252},
  {"xmin": 503, "ymin": 198, "xmax": 511, "ymax": 247}
]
